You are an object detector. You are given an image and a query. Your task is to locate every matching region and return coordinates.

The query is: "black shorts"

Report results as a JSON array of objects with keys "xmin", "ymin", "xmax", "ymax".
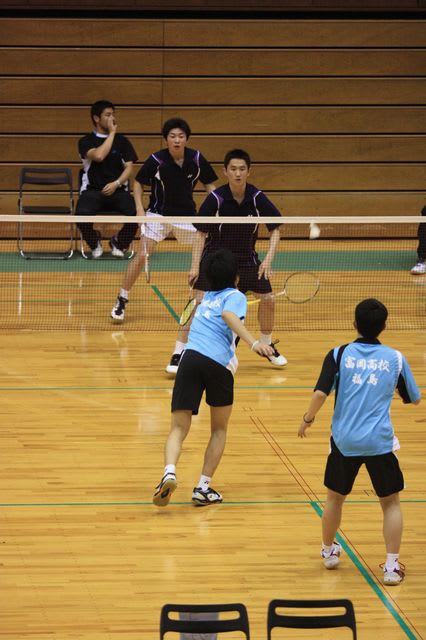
[
  {"xmin": 171, "ymin": 349, "xmax": 234, "ymax": 415},
  {"xmin": 324, "ymin": 437, "xmax": 404, "ymax": 498},
  {"xmin": 194, "ymin": 255, "xmax": 272, "ymax": 295}
]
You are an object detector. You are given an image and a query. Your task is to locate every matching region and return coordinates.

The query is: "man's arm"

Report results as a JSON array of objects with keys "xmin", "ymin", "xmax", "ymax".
[
  {"xmin": 298, "ymin": 390, "xmax": 328, "ymax": 437},
  {"xmin": 222, "ymin": 310, "xmax": 274, "ymax": 357},
  {"xmin": 87, "ymin": 115, "xmax": 117, "ymax": 163},
  {"xmin": 102, "ymin": 161, "xmax": 134, "ymax": 196},
  {"xmin": 204, "ymin": 182, "xmax": 216, "ymax": 194},
  {"xmin": 258, "ymin": 227, "xmax": 281, "ymax": 280},
  {"xmin": 189, "ymin": 231, "xmax": 207, "ymax": 285}
]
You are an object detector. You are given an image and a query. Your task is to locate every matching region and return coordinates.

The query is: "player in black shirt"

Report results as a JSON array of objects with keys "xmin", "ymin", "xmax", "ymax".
[
  {"xmin": 166, "ymin": 149, "xmax": 287, "ymax": 375},
  {"xmin": 110, "ymin": 118, "xmax": 217, "ymax": 323},
  {"xmin": 76, "ymin": 100, "xmax": 138, "ymax": 258}
]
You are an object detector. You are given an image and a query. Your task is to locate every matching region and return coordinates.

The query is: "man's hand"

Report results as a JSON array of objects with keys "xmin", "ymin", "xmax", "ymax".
[
  {"xmin": 102, "ymin": 181, "xmax": 119, "ymax": 196},
  {"xmin": 106, "ymin": 115, "xmax": 117, "ymax": 134}
]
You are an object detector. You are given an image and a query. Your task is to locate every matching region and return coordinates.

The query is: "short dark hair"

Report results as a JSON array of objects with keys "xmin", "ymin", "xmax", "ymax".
[
  {"xmin": 224, "ymin": 148, "xmax": 251, "ymax": 169},
  {"xmin": 355, "ymin": 298, "xmax": 388, "ymax": 339},
  {"xmin": 91, "ymin": 100, "xmax": 114, "ymax": 125},
  {"xmin": 162, "ymin": 118, "xmax": 191, "ymax": 140},
  {"xmin": 204, "ymin": 249, "xmax": 239, "ymax": 291}
]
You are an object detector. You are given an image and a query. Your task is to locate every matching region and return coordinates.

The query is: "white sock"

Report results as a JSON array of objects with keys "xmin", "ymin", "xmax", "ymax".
[
  {"xmin": 164, "ymin": 464, "xmax": 176, "ymax": 477},
  {"xmin": 260, "ymin": 333, "xmax": 272, "ymax": 345},
  {"xmin": 174, "ymin": 341, "xmax": 186, "ymax": 355},
  {"xmin": 322, "ymin": 543, "xmax": 332, "ymax": 556},
  {"xmin": 385, "ymin": 553, "xmax": 399, "ymax": 571},
  {"xmin": 197, "ymin": 474, "xmax": 211, "ymax": 491},
  {"xmin": 120, "ymin": 288, "xmax": 129, "ymax": 300}
]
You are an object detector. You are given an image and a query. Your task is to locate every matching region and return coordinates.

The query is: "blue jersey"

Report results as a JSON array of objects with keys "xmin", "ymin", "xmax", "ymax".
[
  {"xmin": 185, "ymin": 288, "xmax": 247, "ymax": 374},
  {"xmin": 315, "ymin": 339, "xmax": 421, "ymax": 456}
]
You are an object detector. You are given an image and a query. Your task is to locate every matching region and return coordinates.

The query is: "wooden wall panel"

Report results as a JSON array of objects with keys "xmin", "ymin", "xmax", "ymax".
[
  {"xmin": 2, "ymin": 48, "xmax": 426, "ymax": 77},
  {"xmin": 1, "ymin": 18, "xmax": 426, "ymax": 47},
  {"xmin": 2, "ymin": 163, "xmax": 426, "ymax": 191},
  {"xmin": 1, "ymin": 78, "xmax": 425, "ymax": 105},
  {"xmin": 2, "ymin": 135, "xmax": 425, "ymax": 163},
  {"xmin": 0, "ymin": 106, "xmax": 425, "ymax": 135},
  {"xmin": 1, "ymin": 191, "xmax": 425, "ymax": 217}
]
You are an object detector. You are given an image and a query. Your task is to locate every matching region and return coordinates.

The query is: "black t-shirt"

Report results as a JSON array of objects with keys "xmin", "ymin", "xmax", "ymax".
[
  {"xmin": 78, "ymin": 132, "xmax": 138, "ymax": 192},
  {"xmin": 135, "ymin": 147, "xmax": 218, "ymax": 215},
  {"xmin": 194, "ymin": 183, "xmax": 282, "ymax": 265}
]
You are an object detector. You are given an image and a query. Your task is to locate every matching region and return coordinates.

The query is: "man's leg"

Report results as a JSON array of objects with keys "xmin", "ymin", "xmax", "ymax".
[
  {"xmin": 321, "ymin": 488, "xmax": 346, "ymax": 569},
  {"xmin": 153, "ymin": 410, "xmax": 192, "ymax": 507},
  {"xmin": 255, "ymin": 294, "xmax": 287, "ymax": 366},
  {"xmin": 75, "ymin": 190, "xmax": 103, "ymax": 250},
  {"xmin": 166, "ymin": 289, "xmax": 204, "ymax": 375},
  {"xmin": 379, "ymin": 492, "xmax": 405, "ymax": 584},
  {"xmin": 111, "ymin": 236, "xmax": 157, "ymax": 322},
  {"xmin": 192, "ymin": 404, "xmax": 232, "ymax": 507},
  {"xmin": 411, "ymin": 205, "xmax": 426, "ymax": 274},
  {"xmin": 110, "ymin": 191, "xmax": 138, "ymax": 251}
]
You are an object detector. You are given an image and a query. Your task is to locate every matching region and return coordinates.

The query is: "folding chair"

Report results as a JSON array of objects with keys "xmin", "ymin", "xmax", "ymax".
[
  {"xmin": 18, "ymin": 167, "xmax": 74, "ymax": 259},
  {"xmin": 160, "ymin": 603, "xmax": 250, "ymax": 639},
  {"xmin": 267, "ymin": 599, "xmax": 356, "ymax": 639}
]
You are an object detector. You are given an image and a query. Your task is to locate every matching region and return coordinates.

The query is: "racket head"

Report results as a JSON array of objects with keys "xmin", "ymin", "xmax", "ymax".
[
  {"xmin": 283, "ymin": 271, "xmax": 320, "ymax": 303},
  {"xmin": 179, "ymin": 297, "xmax": 197, "ymax": 326}
]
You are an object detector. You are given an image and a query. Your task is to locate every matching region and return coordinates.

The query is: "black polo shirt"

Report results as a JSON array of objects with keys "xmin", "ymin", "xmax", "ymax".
[
  {"xmin": 78, "ymin": 131, "xmax": 138, "ymax": 192},
  {"xmin": 135, "ymin": 147, "xmax": 218, "ymax": 216},
  {"xmin": 194, "ymin": 183, "xmax": 282, "ymax": 265}
]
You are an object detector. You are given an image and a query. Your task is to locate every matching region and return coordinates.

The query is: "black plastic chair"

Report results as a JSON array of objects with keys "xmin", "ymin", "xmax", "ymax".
[
  {"xmin": 267, "ymin": 599, "xmax": 356, "ymax": 639},
  {"xmin": 18, "ymin": 167, "xmax": 74, "ymax": 259},
  {"xmin": 160, "ymin": 603, "xmax": 250, "ymax": 639}
]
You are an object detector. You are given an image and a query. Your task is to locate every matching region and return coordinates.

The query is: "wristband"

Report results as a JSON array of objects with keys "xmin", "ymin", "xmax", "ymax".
[
  {"xmin": 116, "ymin": 179, "xmax": 122, "ymax": 188},
  {"xmin": 251, "ymin": 340, "xmax": 260, "ymax": 351},
  {"xmin": 303, "ymin": 413, "xmax": 315, "ymax": 424}
]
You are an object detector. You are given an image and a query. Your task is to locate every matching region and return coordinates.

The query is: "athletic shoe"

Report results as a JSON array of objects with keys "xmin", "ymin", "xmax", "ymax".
[
  {"xmin": 153, "ymin": 473, "xmax": 177, "ymax": 507},
  {"xmin": 111, "ymin": 296, "xmax": 128, "ymax": 322},
  {"xmin": 321, "ymin": 542, "xmax": 341, "ymax": 569},
  {"xmin": 91, "ymin": 232, "xmax": 103, "ymax": 258},
  {"xmin": 109, "ymin": 236, "xmax": 125, "ymax": 258},
  {"xmin": 381, "ymin": 562, "xmax": 405, "ymax": 585},
  {"xmin": 267, "ymin": 341, "xmax": 288, "ymax": 366},
  {"xmin": 410, "ymin": 261, "xmax": 426, "ymax": 275},
  {"xmin": 166, "ymin": 353, "xmax": 181, "ymax": 375},
  {"xmin": 192, "ymin": 486, "xmax": 223, "ymax": 507}
]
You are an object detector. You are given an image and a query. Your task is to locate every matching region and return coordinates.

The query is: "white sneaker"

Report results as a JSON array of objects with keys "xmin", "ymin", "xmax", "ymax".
[
  {"xmin": 111, "ymin": 296, "xmax": 127, "ymax": 323},
  {"xmin": 410, "ymin": 261, "xmax": 426, "ymax": 275},
  {"xmin": 267, "ymin": 341, "xmax": 287, "ymax": 366},
  {"xmin": 109, "ymin": 237, "xmax": 125, "ymax": 258},
  {"xmin": 321, "ymin": 542, "xmax": 341, "ymax": 569},
  {"xmin": 91, "ymin": 241, "xmax": 103, "ymax": 259},
  {"xmin": 382, "ymin": 563, "xmax": 405, "ymax": 585}
]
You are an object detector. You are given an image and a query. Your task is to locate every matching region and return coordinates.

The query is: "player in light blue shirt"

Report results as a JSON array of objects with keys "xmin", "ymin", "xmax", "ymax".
[
  {"xmin": 153, "ymin": 249, "xmax": 273, "ymax": 508},
  {"xmin": 298, "ymin": 298, "xmax": 421, "ymax": 586}
]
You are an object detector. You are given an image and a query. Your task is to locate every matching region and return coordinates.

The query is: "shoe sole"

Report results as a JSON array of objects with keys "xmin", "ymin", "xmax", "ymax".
[
  {"xmin": 111, "ymin": 315, "xmax": 124, "ymax": 323},
  {"xmin": 153, "ymin": 478, "xmax": 177, "ymax": 507},
  {"xmin": 323, "ymin": 557, "xmax": 340, "ymax": 569},
  {"xmin": 192, "ymin": 497, "xmax": 223, "ymax": 507}
]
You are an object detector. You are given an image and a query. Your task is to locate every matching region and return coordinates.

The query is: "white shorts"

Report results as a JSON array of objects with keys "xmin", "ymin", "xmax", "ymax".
[{"xmin": 142, "ymin": 212, "xmax": 196, "ymax": 245}]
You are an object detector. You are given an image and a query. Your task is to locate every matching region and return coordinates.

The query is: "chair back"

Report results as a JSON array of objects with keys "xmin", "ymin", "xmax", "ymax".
[
  {"xmin": 267, "ymin": 599, "xmax": 356, "ymax": 640},
  {"xmin": 160, "ymin": 603, "xmax": 250, "ymax": 639}
]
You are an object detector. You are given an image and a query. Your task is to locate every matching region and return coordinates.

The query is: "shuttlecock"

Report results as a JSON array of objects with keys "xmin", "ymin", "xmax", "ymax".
[{"xmin": 309, "ymin": 222, "xmax": 321, "ymax": 240}]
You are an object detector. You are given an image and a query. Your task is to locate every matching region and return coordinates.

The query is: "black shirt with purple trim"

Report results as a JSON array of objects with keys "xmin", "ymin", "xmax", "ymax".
[
  {"xmin": 194, "ymin": 183, "xmax": 282, "ymax": 266},
  {"xmin": 135, "ymin": 147, "xmax": 217, "ymax": 216}
]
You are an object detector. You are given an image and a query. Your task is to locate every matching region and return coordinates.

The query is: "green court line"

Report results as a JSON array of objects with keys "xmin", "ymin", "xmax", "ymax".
[
  {"xmin": 151, "ymin": 284, "xmax": 180, "ymax": 322},
  {"xmin": 310, "ymin": 501, "xmax": 417, "ymax": 639},
  {"xmin": 0, "ymin": 250, "xmax": 417, "ymax": 273}
]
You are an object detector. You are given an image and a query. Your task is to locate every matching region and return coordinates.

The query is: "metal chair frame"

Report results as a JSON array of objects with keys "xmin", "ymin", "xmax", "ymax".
[{"xmin": 18, "ymin": 167, "xmax": 74, "ymax": 260}]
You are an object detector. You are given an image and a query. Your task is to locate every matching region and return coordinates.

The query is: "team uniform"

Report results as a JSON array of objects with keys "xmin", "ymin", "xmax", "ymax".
[
  {"xmin": 193, "ymin": 183, "xmax": 282, "ymax": 294},
  {"xmin": 135, "ymin": 147, "xmax": 217, "ymax": 244},
  {"xmin": 172, "ymin": 287, "xmax": 247, "ymax": 415},
  {"xmin": 76, "ymin": 131, "xmax": 138, "ymax": 251},
  {"xmin": 315, "ymin": 337, "xmax": 421, "ymax": 497}
]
